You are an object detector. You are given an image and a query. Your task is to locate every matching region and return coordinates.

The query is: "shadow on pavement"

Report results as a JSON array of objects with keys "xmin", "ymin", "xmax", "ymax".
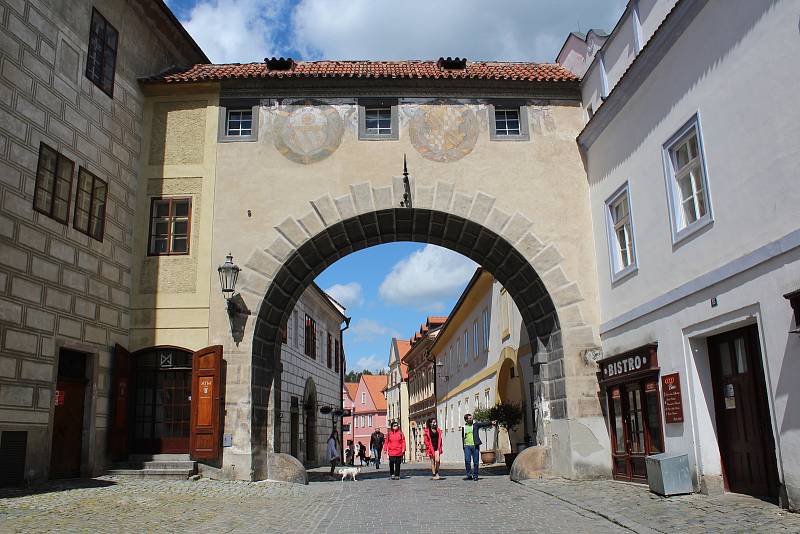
[
  {"xmin": 0, "ymin": 478, "xmax": 116, "ymax": 498},
  {"xmin": 308, "ymin": 464, "xmax": 509, "ymax": 484}
]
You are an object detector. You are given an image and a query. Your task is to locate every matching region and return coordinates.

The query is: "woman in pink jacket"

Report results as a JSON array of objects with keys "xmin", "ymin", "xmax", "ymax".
[
  {"xmin": 383, "ymin": 420, "xmax": 406, "ymax": 480},
  {"xmin": 423, "ymin": 418, "xmax": 443, "ymax": 480}
]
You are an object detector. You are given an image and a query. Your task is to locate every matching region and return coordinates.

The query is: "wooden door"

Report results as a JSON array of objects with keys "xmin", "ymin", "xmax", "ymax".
[
  {"xmin": 50, "ymin": 379, "xmax": 86, "ymax": 478},
  {"xmin": 161, "ymin": 370, "xmax": 191, "ymax": 453},
  {"xmin": 290, "ymin": 411, "xmax": 299, "ymax": 458},
  {"xmin": 608, "ymin": 379, "xmax": 664, "ymax": 483},
  {"xmin": 109, "ymin": 344, "xmax": 131, "ymax": 460},
  {"xmin": 708, "ymin": 326, "xmax": 778, "ymax": 500},
  {"xmin": 190, "ymin": 345, "xmax": 223, "ymax": 460}
]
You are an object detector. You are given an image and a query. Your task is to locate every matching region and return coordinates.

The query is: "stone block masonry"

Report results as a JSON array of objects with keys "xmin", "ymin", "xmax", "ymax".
[{"xmin": 0, "ymin": 0, "xmax": 203, "ymax": 482}]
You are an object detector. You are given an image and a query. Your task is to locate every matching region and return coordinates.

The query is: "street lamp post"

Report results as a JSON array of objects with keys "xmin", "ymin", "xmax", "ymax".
[{"xmin": 217, "ymin": 252, "xmax": 241, "ymax": 313}]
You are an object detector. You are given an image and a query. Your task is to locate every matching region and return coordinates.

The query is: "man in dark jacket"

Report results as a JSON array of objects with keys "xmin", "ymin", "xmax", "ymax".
[
  {"xmin": 370, "ymin": 429, "xmax": 385, "ymax": 469},
  {"xmin": 462, "ymin": 413, "xmax": 496, "ymax": 481}
]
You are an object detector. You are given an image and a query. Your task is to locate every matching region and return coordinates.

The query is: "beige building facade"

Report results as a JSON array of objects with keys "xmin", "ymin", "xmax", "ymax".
[{"xmin": 385, "ymin": 337, "xmax": 410, "ymax": 459}]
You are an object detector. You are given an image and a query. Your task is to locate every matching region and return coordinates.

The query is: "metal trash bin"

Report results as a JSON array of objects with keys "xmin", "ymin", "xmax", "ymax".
[{"xmin": 645, "ymin": 452, "xmax": 693, "ymax": 496}]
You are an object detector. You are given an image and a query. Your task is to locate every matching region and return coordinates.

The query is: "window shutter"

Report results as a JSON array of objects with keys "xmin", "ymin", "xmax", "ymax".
[
  {"xmin": 190, "ymin": 345, "xmax": 223, "ymax": 460},
  {"xmin": 109, "ymin": 343, "xmax": 132, "ymax": 460}
]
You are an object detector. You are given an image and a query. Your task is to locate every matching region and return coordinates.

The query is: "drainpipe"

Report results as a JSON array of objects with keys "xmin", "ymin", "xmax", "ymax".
[{"xmin": 340, "ymin": 316, "xmax": 350, "ymax": 451}]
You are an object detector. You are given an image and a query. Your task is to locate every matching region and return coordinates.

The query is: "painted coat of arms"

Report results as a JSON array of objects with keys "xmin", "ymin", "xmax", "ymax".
[
  {"xmin": 272, "ymin": 100, "xmax": 344, "ymax": 164},
  {"xmin": 409, "ymin": 102, "xmax": 479, "ymax": 163}
]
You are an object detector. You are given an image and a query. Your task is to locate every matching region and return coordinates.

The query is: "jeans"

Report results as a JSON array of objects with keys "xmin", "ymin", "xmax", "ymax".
[
  {"xmin": 389, "ymin": 455, "xmax": 402, "ymax": 477},
  {"xmin": 372, "ymin": 447, "xmax": 380, "ymax": 468},
  {"xmin": 464, "ymin": 445, "xmax": 480, "ymax": 478}
]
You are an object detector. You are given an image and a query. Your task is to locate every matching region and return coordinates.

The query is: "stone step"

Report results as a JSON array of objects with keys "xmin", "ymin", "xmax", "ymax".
[
  {"xmin": 128, "ymin": 454, "xmax": 191, "ymax": 462},
  {"xmin": 106, "ymin": 468, "xmax": 195, "ymax": 480},
  {"xmin": 115, "ymin": 460, "xmax": 196, "ymax": 470}
]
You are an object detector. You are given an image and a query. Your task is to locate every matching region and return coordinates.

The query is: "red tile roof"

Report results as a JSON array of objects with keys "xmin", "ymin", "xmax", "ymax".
[
  {"xmin": 362, "ymin": 375, "xmax": 389, "ymax": 411},
  {"xmin": 145, "ymin": 60, "xmax": 578, "ymax": 84},
  {"xmin": 344, "ymin": 382, "xmax": 358, "ymax": 401},
  {"xmin": 395, "ymin": 340, "xmax": 412, "ymax": 380}
]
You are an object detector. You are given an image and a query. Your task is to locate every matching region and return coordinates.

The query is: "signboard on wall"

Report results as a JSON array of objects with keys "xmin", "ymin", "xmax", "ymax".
[{"xmin": 662, "ymin": 373, "xmax": 684, "ymax": 423}]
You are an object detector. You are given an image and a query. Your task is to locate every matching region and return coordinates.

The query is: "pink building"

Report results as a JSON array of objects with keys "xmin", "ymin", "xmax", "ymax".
[
  {"xmin": 342, "ymin": 383, "xmax": 358, "ymax": 451},
  {"xmin": 352, "ymin": 375, "xmax": 388, "ymax": 459}
]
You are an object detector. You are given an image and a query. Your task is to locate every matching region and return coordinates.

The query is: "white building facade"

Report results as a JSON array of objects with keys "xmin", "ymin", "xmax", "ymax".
[
  {"xmin": 578, "ymin": 0, "xmax": 799, "ymax": 509},
  {"xmin": 277, "ymin": 283, "xmax": 345, "ymax": 467},
  {"xmin": 385, "ymin": 337, "xmax": 410, "ymax": 459}
]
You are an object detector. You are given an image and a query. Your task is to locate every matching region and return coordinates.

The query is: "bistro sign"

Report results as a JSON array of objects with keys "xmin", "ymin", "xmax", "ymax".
[{"xmin": 600, "ymin": 345, "xmax": 658, "ymax": 381}]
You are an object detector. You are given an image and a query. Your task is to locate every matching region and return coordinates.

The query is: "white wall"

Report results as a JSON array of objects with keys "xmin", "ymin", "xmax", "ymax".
[{"xmin": 585, "ymin": 0, "xmax": 800, "ymax": 506}]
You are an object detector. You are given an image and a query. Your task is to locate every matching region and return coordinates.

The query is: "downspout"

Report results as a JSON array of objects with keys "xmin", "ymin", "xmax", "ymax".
[{"xmin": 340, "ymin": 316, "xmax": 350, "ymax": 452}]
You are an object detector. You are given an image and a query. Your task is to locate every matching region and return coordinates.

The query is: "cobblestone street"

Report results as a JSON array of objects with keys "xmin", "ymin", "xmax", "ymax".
[{"xmin": 1, "ymin": 463, "xmax": 799, "ymax": 533}]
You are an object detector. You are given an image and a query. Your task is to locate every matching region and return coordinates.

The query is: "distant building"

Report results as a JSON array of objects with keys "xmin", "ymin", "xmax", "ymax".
[
  {"xmin": 433, "ymin": 268, "xmax": 535, "ymax": 464},
  {"xmin": 555, "ymin": 30, "xmax": 609, "ymax": 78},
  {"xmin": 277, "ymin": 283, "xmax": 346, "ymax": 467},
  {"xmin": 385, "ymin": 338, "xmax": 411, "ymax": 459},
  {"xmin": 352, "ymin": 374, "xmax": 388, "ymax": 458},
  {"xmin": 342, "ymin": 382, "xmax": 358, "ymax": 452},
  {"xmin": 404, "ymin": 316, "xmax": 446, "ymax": 462}
]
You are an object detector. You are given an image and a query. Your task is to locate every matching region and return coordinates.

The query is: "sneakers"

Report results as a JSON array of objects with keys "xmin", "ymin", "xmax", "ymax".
[
  {"xmin": 473, "ymin": 476, "xmax": 479, "ymax": 481},
  {"xmin": 434, "ymin": 474, "xmax": 441, "ymax": 480},
  {"xmin": 463, "ymin": 476, "xmax": 473, "ymax": 481}
]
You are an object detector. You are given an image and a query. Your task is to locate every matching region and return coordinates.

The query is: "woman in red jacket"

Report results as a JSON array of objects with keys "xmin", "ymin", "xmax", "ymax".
[
  {"xmin": 424, "ymin": 418, "xmax": 443, "ymax": 480},
  {"xmin": 383, "ymin": 420, "xmax": 406, "ymax": 480}
]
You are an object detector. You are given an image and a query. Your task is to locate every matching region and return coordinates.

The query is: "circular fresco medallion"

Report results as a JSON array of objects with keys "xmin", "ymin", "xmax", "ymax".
[
  {"xmin": 409, "ymin": 102, "xmax": 479, "ymax": 163},
  {"xmin": 273, "ymin": 100, "xmax": 344, "ymax": 164}
]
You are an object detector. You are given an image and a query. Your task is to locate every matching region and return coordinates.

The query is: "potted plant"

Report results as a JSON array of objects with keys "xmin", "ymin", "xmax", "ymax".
[
  {"xmin": 488, "ymin": 402, "xmax": 523, "ymax": 469},
  {"xmin": 472, "ymin": 407, "xmax": 497, "ymax": 464}
]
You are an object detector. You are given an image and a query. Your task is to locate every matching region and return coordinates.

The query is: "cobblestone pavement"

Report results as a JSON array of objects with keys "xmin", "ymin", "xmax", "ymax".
[{"xmin": 0, "ymin": 463, "xmax": 797, "ymax": 533}]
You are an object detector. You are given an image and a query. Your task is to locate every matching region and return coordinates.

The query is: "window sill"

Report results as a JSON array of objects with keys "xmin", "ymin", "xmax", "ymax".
[
  {"xmin": 219, "ymin": 134, "xmax": 257, "ymax": 143},
  {"xmin": 358, "ymin": 134, "xmax": 399, "ymax": 141},
  {"xmin": 489, "ymin": 134, "xmax": 530, "ymax": 142},
  {"xmin": 671, "ymin": 215, "xmax": 713, "ymax": 246},
  {"xmin": 610, "ymin": 265, "xmax": 638, "ymax": 285}
]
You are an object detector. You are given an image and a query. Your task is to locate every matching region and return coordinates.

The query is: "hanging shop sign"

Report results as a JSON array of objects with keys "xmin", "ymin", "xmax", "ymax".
[
  {"xmin": 599, "ymin": 344, "xmax": 658, "ymax": 381},
  {"xmin": 661, "ymin": 373, "xmax": 684, "ymax": 423},
  {"xmin": 54, "ymin": 390, "xmax": 64, "ymax": 406}
]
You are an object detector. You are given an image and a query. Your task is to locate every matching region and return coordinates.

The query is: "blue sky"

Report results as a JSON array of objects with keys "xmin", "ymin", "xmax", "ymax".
[
  {"xmin": 161, "ymin": 1, "xmax": 626, "ymax": 371},
  {"xmin": 165, "ymin": 0, "xmax": 626, "ymax": 64},
  {"xmin": 316, "ymin": 243, "xmax": 476, "ymax": 372}
]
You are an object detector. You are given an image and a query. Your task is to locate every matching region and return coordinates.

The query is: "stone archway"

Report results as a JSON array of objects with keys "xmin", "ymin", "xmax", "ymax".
[
  {"xmin": 231, "ymin": 181, "xmax": 606, "ymax": 481},
  {"xmin": 496, "ymin": 347, "xmax": 525, "ymax": 453}
]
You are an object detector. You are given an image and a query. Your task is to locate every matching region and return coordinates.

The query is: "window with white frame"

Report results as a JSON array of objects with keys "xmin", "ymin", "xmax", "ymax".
[
  {"xmin": 500, "ymin": 288, "xmax": 511, "ymax": 339},
  {"xmin": 463, "ymin": 331, "xmax": 469, "ymax": 364},
  {"xmin": 482, "ymin": 308, "xmax": 490, "ymax": 350},
  {"xmin": 484, "ymin": 389, "xmax": 490, "ymax": 409},
  {"xmin": 475, "ymin": 393, "xmax": 480, "ymax": 410},
  {"xmin": 361, "ymin": 392, "xmax": 365, "ymax": 405},
  {"xmin": 490, "ymin": 103, "xmax": 529, "ymax": 140},
  {"xmin": 664, "ymin": 116, "xmax": 712, "ymax": 241},
  {"xmin": 605, "ymin": 183, "xmax": 637, "ymax": 279},
  {"xmin": 358, "ymin": 98, "xmax": 398, "ymax": 140},
  {"xmin": 226, "ymin": 109, "xmax": 252, "ymax": 136},
  {"xmin": 472, "ymin": 320, "xmax": 479, "ymax": 359},
  {"xmin": 368, "ymin": 415, "xmax": 372, "ymax": 427}
]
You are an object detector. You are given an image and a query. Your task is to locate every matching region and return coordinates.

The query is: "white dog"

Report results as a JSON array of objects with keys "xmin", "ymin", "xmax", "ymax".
[{"xmin": 338, "ymin": 467, "xmax": 361, "ymax": 482}]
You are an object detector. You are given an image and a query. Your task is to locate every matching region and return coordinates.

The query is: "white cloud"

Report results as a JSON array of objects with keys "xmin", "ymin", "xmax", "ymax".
[
  {"xmin": 290, "ymin": 0, "xmax": 627, "ymax": 62},
  {"xmin": 324, "ymin": 282, "xmax": 363, "ymax": 308},
  {"xmin": 181, "ymin": 0, "xmax": 286, "ymax": 63},
  {"xmin": 353, "ymin": 355, "xmax": 387, "ymax": 372},
  {"xmin": 379, "ymin": 245, "xmax": 477, "ymax": 311},
  {"xmin": 349, "ymin": 318, "xmax": 400, "ymax": 342}
]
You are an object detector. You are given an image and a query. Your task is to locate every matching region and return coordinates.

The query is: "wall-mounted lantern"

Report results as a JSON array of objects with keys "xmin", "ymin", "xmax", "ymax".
[
  {"xmin": 218, "ymin": 253, "xmax": 241, "ymax": 313},
  {"xmin": 400, "ymin": 154, "xmax": 413, "ymax": 208}
]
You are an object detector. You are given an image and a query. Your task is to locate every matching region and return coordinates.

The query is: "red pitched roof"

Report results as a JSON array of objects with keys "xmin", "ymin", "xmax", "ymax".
[
  {"xmin": 395, "ymin": 339, "xmax": 411, "ymax": 380},
  {"xmin": 362, "ymin": 375, "xmax": 388, "ymax": 411},
  {"xmin": 344, "ymin": 382, "xmax": 358, "ymax": 401},
  {"xmin": 145, "ymin": 60, "xmax": 578, "ymax": 84}
]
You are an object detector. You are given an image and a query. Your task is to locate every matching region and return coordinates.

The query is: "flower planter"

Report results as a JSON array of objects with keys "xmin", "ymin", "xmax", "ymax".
[{"xmin": 480, "ymin": 450, "xmax": 497, "ymax": 465}]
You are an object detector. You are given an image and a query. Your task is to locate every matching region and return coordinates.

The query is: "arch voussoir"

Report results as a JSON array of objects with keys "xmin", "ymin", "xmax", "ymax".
[
  {"xmin": 468, "ymin": 191, "xmax": 496, "ymax": 223},
  {"xmin": 371, "ymin": 184, "xmax": 393, "ymax": 210},
  {"xmin": 349, "ymin": 182, "xmax": 375, "ymax": 214},
  {"xmin": 297, "ymin": 209, "xmax": 325, "ymax": 238},
  {"xmin": 433, "ymin": 180, "xmax": 455, "ymax": 211},
  {"xmin": 450, "ymin": 191, "xmax": 474, "ymax": 218},
  {"xmin": 484, "ymin": 206, "xmax": 511, "ymax": 235},
  {"xmin": 275, "ymin": 216, "xmax": 310, "ymax": 248},
  {"xmin": 501, "ymin": 212, "xmax": 534, "ymax": 246},
  {"xmin": 311, "ymin": 194, "xmax": 340, "ymax": 226},
  {"xmin": 414, "ymin": 184, "xmax": 435, "ymax": 209},
  {"xmin": 334, "ymin": 193, "xmax": 356, "ymax": 220}
]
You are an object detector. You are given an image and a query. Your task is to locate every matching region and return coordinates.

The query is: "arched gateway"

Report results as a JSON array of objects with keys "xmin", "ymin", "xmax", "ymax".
[{"xmin": 135, "ymin": 60, "xmax": 608, "ymax": 482}]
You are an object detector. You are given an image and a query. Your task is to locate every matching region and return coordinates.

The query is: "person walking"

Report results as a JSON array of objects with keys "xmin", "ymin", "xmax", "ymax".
[
  {"xmin": 462, "ymin": 413, "xmax": 496, "ymax": 481},
  {"xmin": 383, "ymin": 421, "xmax": 406, "ymax": 480},
  {"xmin": 327, "ymin": 431, "xmax": 340, "ymax": 479},
  {"xmin": 370, "ymin": 428, "xmax": 385, "ymax": 469},
  {"xmin": 423, "ymin": 418, "xmax": 443, "ymax": 480},
  {"xmin": 357, "ymin": 441, "xmax": 366, "ymax": 466}
]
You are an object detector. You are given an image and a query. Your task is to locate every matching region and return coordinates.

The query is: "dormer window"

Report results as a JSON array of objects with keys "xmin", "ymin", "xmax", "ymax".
[{"xmin": 218, "ymin": 99, "xmax": 259, "ymax": 142}]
